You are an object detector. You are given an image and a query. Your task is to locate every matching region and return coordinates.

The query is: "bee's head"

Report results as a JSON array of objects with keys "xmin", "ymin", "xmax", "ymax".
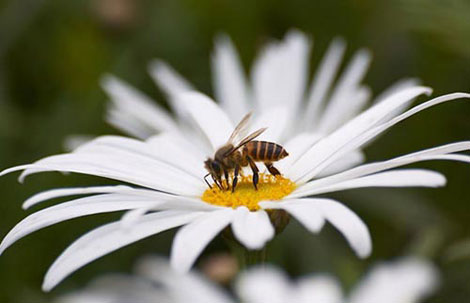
[{"xmin": 204, "ymin": 158, "xmax": 223, "ymax": 178}]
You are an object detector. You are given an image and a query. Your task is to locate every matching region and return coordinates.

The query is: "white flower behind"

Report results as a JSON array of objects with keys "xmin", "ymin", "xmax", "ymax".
[{"xmin": 57, "ymin": 256, "xmax": 438, "ymax": 303}]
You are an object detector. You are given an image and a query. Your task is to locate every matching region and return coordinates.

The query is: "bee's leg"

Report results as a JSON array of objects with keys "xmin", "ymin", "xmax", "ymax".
[
  {"xmin": 232, "ymin": 164, "xmax": 240, "ymax": 193},
  {"xmin": 247, "ymin": 156, "xmax": 259, "ymax": 190},
  {"xmin": 204, "ymin": 173, "xmax": 213, "ymax": 189},
  {"xmin": 224, "ymin": 169, "xmax": 230, "ymax": 191},
  {"xmin": 265, "ymin": 162, "xmax": 281, "ymax": 176},
  {"xmin": 212, "ymin": 175, "xmax": 223, "ymax": 190}
]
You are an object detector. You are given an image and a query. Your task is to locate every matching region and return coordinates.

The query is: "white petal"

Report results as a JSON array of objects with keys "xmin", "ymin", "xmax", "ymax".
[
  {"xmin": 277, "ymin": 132, "xmax": 321, "ymax": 174},
  {"xmin": 22, "ymin": 185, "xmax": 132, "ymax": 209},
  {"xmin": 303, "ymin": 37, "xmax": 346, "ymax": 131},
  {"xmin": 346, "ymin": 92, "xmax": 470, "ymax": 157},
  {"xmin": 291, "ymin": 169, "xmax": 446, "ymax": 198},
  {"xmin": 311, "ymin": 92, "xmax": 470, "ymax": 180},
  {"xmin": 315, "ymin": 150, "xmax": 365, "ymax": 178},
  {"xmin": 319, "ymin": 86, "xmax": 371, "ymax": 134},
  {"xmin": 42, "ymin": 211, "xmax": 201, "ymax": 291},
  {"xmin": 0, "ymin": 194, "xmax": 159, "ymax": 256},
  {"xmin": 120, "ymin": 206, "xmax": 154, "ymax": 230},
  {"xmin": 295, "ymin": 275, "xmax": 343, "ymax": 303},
  {"xmin": 251, "ymin": 30, "xmax": 311, "ymax": 123},
  {"xmin": 148, "ymin": 59, "xmax": 194, "ymax": 117},
  {"xmin": 259, "ymin": 200, "xmax": 324, "ymax": 233},
  {"xmin": 8, "ymin": 151, "xmax": 204, "ymax": 196},
  {"xmin": 231, "ymin": 207, "xmax": 275, "ymax": 250},
  {"xmin": 106, "ymin": 107, "xmax": 156, "ymax": 139},
  {"xmin": 57, "ymin": 274, "xmax": 170, "ymax": 303},
  {"xmin": 289, "ymin": 86, "xmax": 433, "ymax": 183},
  {"xmin": 250, "ymin": 107, "xmax": 289, "ymax": 142},
  {"xmin": 101, "ymin": 75, "xmax": 177, "ymax": 135},
  {"xmin": 136, "ymin": 256, "xmax": 234, "ymax": 303},
  {"xmin": 212, "ymin": 34, "xmax": 249, "ymax": 122},
  {"xmin": 295, "ymin": 142, "xmax": 470, "ymax": 196},
  {"xmin": 178, "ymin": 92, "xmax": 234, "ymax": 151},
  {"xmin": 236, "ymin": 266, "xmax": 291, "ymax": 303},
  {"xmin": 348, "ymin": 258, "xmax": 439, "ymax": 303},
  {"xmin": 76, "ymin": 135, "xmax": 204, "ymax": 179},
  {"xmin": 314, "ymin": 198, "xmax": 371, "ymax": 258},
  {"xmin": 171, "ymin": 209, "xmax": 234, "ymax": 272},
  {"xmin": 372, "ymin": 78, "xmax": 420, "ymax": 126},
  {"xmin": 316, "ymin": 49, "xmax": 372, "ymax": 134},
  {"xmin": 146, "ymin": 132, "xmax": 206, "ymax": 177}
]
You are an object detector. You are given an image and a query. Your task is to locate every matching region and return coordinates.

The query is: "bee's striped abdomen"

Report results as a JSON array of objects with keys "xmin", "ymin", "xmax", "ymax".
[{"xmin": 243, "ymin": 141, "xmax": 288, "ymax": 162}]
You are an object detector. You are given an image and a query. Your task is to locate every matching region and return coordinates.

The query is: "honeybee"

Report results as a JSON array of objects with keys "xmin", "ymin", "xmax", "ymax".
[{"xmin": 204, "ymin": 113, "xmax": 289, "ymax": 192}]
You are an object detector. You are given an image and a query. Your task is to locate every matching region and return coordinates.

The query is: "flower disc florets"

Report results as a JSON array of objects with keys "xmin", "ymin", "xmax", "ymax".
[{"xmin": 201, "ymin": 173, "xmax": 297, "ymax": 211}]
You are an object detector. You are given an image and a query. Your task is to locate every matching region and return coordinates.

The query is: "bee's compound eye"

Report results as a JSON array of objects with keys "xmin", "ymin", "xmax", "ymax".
[{"xmin": 212, "ymin": 162, "xmax": 221, "ymax": 174}]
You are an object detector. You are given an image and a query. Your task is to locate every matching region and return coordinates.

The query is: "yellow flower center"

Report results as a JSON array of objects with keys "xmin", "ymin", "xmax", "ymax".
[{"xmin": 201, "ymin": 173, "xmax": 297, "ymax": 211}]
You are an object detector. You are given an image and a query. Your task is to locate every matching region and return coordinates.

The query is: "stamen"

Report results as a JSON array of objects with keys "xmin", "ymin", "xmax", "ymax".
[{"xmin": 201, "ymin": 173, "xmax": 296, "ymax": 211}]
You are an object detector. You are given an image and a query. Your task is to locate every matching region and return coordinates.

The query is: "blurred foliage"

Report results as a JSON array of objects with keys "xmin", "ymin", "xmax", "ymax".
[{"xmin": 0, "ymin": 0, "xmax": 469, "ymax": 302}]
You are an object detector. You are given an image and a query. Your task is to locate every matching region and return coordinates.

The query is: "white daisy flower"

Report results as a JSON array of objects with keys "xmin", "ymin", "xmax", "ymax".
[
  {"xmin": 1, "ymin": 86, "xmax": 469, "ymax": 291},
  {"xmin": 1, "ymin": 30, "xmax": 469, "ymax": 291},
  {"xmin": 57, "ymin": 256, "xmax": 438, "ymax": 303},
  {"xmin": 236, "ymin": 257, "xmax": 438, "ymax": 303}
]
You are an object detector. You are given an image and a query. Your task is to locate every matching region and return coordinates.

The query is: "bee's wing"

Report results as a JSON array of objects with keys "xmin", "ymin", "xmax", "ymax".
[
  {"xmin": 224, "ymin": 127, "xmax": 267, "ymax": 157},
  {"xmin": 228, "ymin": 112, "xmax": 252, "ymax": 145}
]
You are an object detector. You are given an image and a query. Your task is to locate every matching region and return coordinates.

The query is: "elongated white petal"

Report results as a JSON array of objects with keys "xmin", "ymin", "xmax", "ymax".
[
  {"xmin": 315, "ymin": 150, "xmax": 365, "ymax": 178},
  {"xmin": 101, "ymin": 75, "xmax": 177, "ymax": 134},
  {"xmin": 145, "ymin": 133, "xmax": 206, "ymax": 178},
  {"xmin": 171, "ymin": 209, "xmax": 234, "ymax": 272},
  {"xmin": 178, "ymin": 92, "xmax": 234, "ymax": 151},
  {"xmin": 231, "ymin": 207, "xmax": 275, "ymax": 250},
  {"xmin": 120, "ymin": 206, "xmax": 155, "ymax": 230},
  {"xmin": 317, "ymin": 49, "xmax": 371, "ymax": 134},
  {"xmin": 311, "ymin": 92, "xmax": 470, "ymax": 181},
  {"xmin": 250, "ymin": 107, "xmax": 289, "ymax": 142},
  {"xmin": 148, "ymin": 59, "xmax": 194, "ymax": 117},
  {"xmin": 0, "ymin": 194, "xmax": 159, "ymax": 256},
  {"xmin": 212, "ymin": 34, "xmax": 249, "ymax": 122},
  {"xmin": 319, "ymin": 86, "xmax": 371, "ymax": 135},
  {"xmin": 236, "ymin": 266, "xmax": 292, "ymax": 303},
  {"xmin": 5, "ymin": 152, "xmax": 205, "ymax": 196},
  {"xmin": 344, "ymin": 92, "xmax": 470, "ymax": 159},
  {"xmin": 314, "ymin": 198, "xmax": 371, "ymax": 258},
  {"xmin": 23, "ymin": 185, "xmax": 132, "ymax": 209},
  {"xmin": 289, "ymin": 86, "xmax": 433, "ymax": 183},
  {"xmin": 137, "ymin": 256, "xmax": 234, "ymax": 303},
  {"xmin": 295, "ymin": 275, "xmax": 343, "ymax": 303},
  {"xmin": 147, "ymin": 131, "xmax": 207, "ymax": 162},
  {"xmin": 296, "ymin": 142, "xmax": 470, "ymax": 195},
  {"xmin": 75, "ymin": 135, "xmax": 204, "ymax": 179},
  {"xmin": 291, "ymin": 169, "xmax": 446, "ymax": 198},
  {"xmin": 276, "ymin": 133, "xmax": 321, "ymax": 173},
  {"xmin": 259, "ymin": 200, "xmax": 324, "ymax": 233},
  {"xmin": 57, "ymin": 274, "xmax": 170, "ymax": 303},
  {"xmin": 372, "ymin": 78, "xmax": 420, "ymax": 125},
  {"xmin": 106, "ymin": 107, "xmax": 155, "ymax": 139},
  {"xmin": 43, "ymin": 211, "xmax": 202, "ymax": 291},
  {"xmin": 303, "ymin": 37, "xmax": 346, "ymax": 131},
  {"xmin": 348, "ymin": 258, "xmax": 438, "ymax": 303},
  {"xmin": 252, "ymin": 30, "xmax": 311, "ymax": 123}
]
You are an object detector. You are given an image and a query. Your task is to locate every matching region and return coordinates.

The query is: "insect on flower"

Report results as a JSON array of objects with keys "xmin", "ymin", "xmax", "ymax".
[{"xmin": 204, "ymin": 112, "xmax": 289, "ymax": 192}]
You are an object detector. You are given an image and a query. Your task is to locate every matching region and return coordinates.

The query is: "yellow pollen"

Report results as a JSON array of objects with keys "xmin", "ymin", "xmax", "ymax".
[{"xmin": 201, "ymin": 173, "xmax": 297, "ymax": 211}]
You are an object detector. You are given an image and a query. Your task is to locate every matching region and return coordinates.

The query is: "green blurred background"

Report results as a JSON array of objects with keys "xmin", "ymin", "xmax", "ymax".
[{"xmin": 0, "ymin": 0, "xmax": 469, "ymax": 302}]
